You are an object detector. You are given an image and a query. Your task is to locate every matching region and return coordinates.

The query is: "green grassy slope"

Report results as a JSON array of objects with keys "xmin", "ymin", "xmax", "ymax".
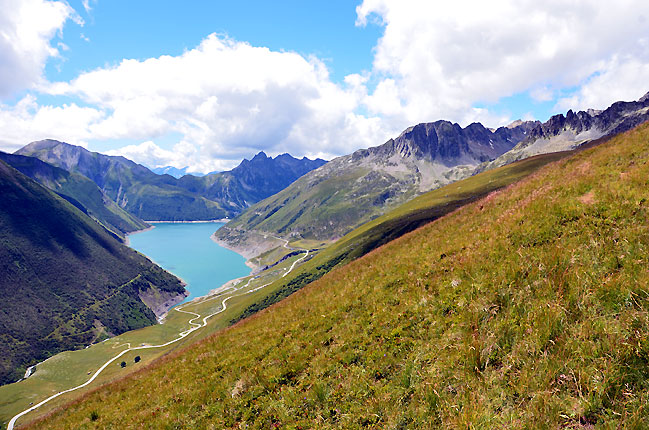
[
  {"xmin": 28, "ymin": 118, "xmax": 649, "ymax": 428},
  {"xmin": 0, "ymin": 249, "xmax": 315, "ymax": 428},
  {"xmin": 0, "ymin": 160, "xmax": 185, "ymax": 386},
  {"xmin": 0, "ymin": 152, "xmax": 148, "ymax": 237},
  {"xmin": 232, "ymin": 150, "xmax": 571, "ymax": 323},
  {"xmin": 214, "ymin": 162, "xmax": 419, "ymax": 252}
]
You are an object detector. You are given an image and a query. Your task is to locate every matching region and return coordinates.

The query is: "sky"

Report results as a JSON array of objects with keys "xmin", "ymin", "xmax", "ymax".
[{"xmin": 1, "ymin": 0, "xmax": 649, "ymax": 173}]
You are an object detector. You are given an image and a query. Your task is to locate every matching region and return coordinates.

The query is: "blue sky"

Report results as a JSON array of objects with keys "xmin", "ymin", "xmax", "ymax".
[
  {"xmin": 1, "ymin": 0, "xmax": 648, "ymax": 172},
  {"xmin": 49, "ymin": 1, "xmax": 381, "ymax": 84},
  {"xmin": 52, "ymin": 0, "xmax": 556, "ymax": 122}
]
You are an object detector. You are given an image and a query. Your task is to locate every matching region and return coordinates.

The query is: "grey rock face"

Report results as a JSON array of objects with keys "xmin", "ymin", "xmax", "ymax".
[
  {"xmin": 480, "ymin": 93, "xmax": 649, "ymax": 171},
  {"xmin": 215, "ymin": 118, "xmax": 538, "ymax": 253}
]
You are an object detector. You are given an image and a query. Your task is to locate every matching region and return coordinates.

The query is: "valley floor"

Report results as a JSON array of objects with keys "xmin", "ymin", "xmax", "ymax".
[{"xmin": 0, "ymin": 249, "xmax": 311, "ymax": 429}]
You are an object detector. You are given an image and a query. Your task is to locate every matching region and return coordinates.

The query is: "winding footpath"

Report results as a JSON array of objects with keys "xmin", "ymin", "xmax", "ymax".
[{"xmin": 7, "ymin": 249, "xmax": 309, "ymax": 430}]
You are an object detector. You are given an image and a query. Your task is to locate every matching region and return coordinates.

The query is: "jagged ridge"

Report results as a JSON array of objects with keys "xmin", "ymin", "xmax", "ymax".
[{"xmin": 16, "ymin": 142, "xmax": 325, "ymax": 221}]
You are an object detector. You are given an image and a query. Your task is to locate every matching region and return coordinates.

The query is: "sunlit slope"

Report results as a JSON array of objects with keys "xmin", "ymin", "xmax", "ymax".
[
  {"xmin": 213, "ymin": 120, "xmax": 538, "ymax": 256},
  {"xmin": 232, "ymin": 150, "xmax": 571, "ymax": 323},
  {"xmin": 31, "ymin": 123, "xmax": 649, "ymax": 428}
]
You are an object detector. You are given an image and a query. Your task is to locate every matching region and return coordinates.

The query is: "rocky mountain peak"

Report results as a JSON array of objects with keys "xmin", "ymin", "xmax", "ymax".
[
  {"xmin": 383, "ymin": 119, "xmax": 534, "ymax": 165},
  {"xmin": 251, "ymin": 151, "xmax": 269, "ymax": 161},
  {"xmin": 16, "ymin": 139, "xmax": 67, "ymax": 154},
  {"xmin": 506, "ymin": 119, "xmax": 525, "ymax": 129},
  {"xmin": 639, "ymin": 91, "xmax": 649, "ymax": 103}
]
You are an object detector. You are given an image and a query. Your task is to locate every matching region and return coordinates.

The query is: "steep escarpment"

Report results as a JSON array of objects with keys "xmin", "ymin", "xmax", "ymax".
[
  {"xmin": 0, "ymin": 151, "xmax": 148, "ymax": 237},
  {"xmin": 0, "ymin": 160, "xmax": 186, "ymax": 385}
]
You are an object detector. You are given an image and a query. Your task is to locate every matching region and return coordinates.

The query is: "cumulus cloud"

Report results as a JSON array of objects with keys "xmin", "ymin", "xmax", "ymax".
[
  {"xmin": 0, "ymin": 0, "xmax": 80, "ymax": 98},
  {"xmin": 3, "ymin": 1, "xmax": 649, "ymax": 172},
  {"xmin": 105, "ymin": 141, "xmax": 185, "ymax": 169},
  {"xmin": 0, "ymin": 95, "xmax": 101, "ymax": 151},
  {"xmin": 356, "ymin": 0, "xmax": 649, "ymax": 125},
  {"xmin": 555, "ymin": 56, "xmax": 649, "ymax": 111},
  {"xmin": 31, "ymin": 34, "xmax": 390, "ymax": 171}
]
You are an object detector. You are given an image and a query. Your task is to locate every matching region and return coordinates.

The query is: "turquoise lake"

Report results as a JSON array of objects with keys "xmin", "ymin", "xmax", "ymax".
[{"xmin": 128, "ymin": 222, "xmax": 249, "ymax": 304}]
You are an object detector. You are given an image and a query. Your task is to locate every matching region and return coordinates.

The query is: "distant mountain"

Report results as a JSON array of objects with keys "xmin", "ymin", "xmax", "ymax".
[
  {"xmin": 214, "ymin": 120, "xmax": 537, "ymax": 257},
  {"xmin": 0, "ymin": 159, "xmax": 186, "ymax": 385},
  {"xmin": 176, "ymin": 152, "xmax": 327, "ymax": 210},
  {"xmin": 16, "ymin": 142, "xmax": 326, "ymax": 221},
  {"xmin": 151, "ymin": 166, "xmax": 193, "ymax": 178},
  {"xmin": 0, "ymin": 151, "xmax": 148, "ymax": 237},
  {"xmin": 16, "ymin": 140, "xmax": 228, "ymax": 221},
  {"xmin": 478, "ymin": 92, "xmax": 649, "ymax": 170},
  {"xmin": 216, "ymin": 94, "xmax": 649, "ymax": 258}
]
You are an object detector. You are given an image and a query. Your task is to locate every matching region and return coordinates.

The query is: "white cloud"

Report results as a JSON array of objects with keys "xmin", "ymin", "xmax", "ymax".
[
  {"xmin": 3, "ymin": 2, "xmax": 649, "ymax": 172},
  {"xmin": 19, "ymin": 34, "xmax": 391, "ymax": 171},
  {"xmin": 0, "ymin": 0, "xmax": 80, "ymax": 98},
  {"xmin": 104, "ymin": 141, "xmax": 187, "ymax": 169},
  {"xmin": 104, "ymin": 139, "xmax": 238, "ymax": 174},
  {"xmin": 357, "ymin": 0, "xmax": 649, "ymax": 125},
  {"xmin": 0, "ymin": 95, "xmax": 101, "ymax": 151},
  {"xmin": 555, "ymin": 56, "xmax": 649, "ymax": 111},
  {"xmin": 529, "ymin": 87, "xmax": 554, "ymax": 103}
]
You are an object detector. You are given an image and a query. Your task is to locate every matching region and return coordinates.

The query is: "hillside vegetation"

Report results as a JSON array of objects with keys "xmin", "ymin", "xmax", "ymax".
[
  {"xmin": 0, "ymin": 160, "xmax": 185, "ymax": 385},
  {"xmin": 232, "ymin": 150, "xmax": 571, "ymax": 324},
  {"xmin": 27, "ymin": 123, "xmax": 649, "ymax": 428},
  {"xmin": 0, "ymin": 152, "xmax": 148, "ymax": 237}
]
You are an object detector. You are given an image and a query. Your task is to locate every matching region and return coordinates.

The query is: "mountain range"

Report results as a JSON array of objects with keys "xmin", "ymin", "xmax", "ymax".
[
  {"xmin": 28, "ymin": 112, "xmax": 649, "ymax": 429},
  {"xmin": 151, "ymin": 166, "xmax": 194, "ymax": 178},
  {"xmin": 0, "ymin": 159, "xmax": 186, "ymax": 385},
  {"xmin": 16, "ymin": 142, "xmax": 326, "ymax": 221},
  {"xmin": 478, "ymin": 91, "xmax": 649, "ymax": 171},
  {"xmin": 214, "ymin": 94, "xmax": 649, "ymax": 257},
  {"xmin": 0, "ymin": 152, "xmax": 148, "ymax": 238},
  {"xmin": 213, "ymin": 119, "xmax": 538, "ymax": 256}
]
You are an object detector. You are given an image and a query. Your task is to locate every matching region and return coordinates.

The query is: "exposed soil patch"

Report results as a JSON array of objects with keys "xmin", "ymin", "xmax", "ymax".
[{"xmin": 578, "ymin": 190, "xmax": 596, "ymax": 205}]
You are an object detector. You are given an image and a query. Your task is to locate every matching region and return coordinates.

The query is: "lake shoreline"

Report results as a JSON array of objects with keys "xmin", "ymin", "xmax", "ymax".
[
  {"xmin": 209, "ymin": 232, "xmax": 262, "ymax": 273},
  {"xmin": 123, "ymin": 225, "xmax": 155, "ymax": 246},
  {"xmin": 143, "ymin": 219, "xmax": 230, "ymax": 223},
  {"xmin": 128, "ymin": 222, "xmax": 250, "ymax": 306}
]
